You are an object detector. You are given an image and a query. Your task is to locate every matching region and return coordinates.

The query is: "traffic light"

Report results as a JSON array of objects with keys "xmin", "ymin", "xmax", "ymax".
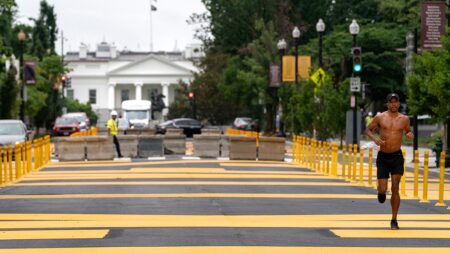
[
  {"xmin": 188, "ymin": 91, "xmax": 194, "ymax": 100},
  {"xmin": 61, "ymin": 75, "xmax": 67, "ymax": 88},
  {"xmin": 352, "ymin": 47, "xmax": 362, "ymax": 72}
]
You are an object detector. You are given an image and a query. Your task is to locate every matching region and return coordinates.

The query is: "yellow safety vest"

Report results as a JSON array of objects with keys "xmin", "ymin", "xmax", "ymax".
[{"xmin": 107, "ymin": 119, "xmax": 118, "ymax": 136}]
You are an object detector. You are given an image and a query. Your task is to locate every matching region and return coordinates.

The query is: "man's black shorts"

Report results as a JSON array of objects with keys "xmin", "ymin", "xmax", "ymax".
[{"xmin": 376, "ymin": 150, "xmax": 404, "ymax": 179}]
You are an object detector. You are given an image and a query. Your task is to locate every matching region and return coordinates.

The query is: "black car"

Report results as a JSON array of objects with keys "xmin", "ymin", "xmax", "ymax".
[{"xmin": 156, "ymin": 118, "xmax": 202, "ymax": 137}]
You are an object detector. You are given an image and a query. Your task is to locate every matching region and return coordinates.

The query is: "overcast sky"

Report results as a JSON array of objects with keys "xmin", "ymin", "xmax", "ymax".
[{"xmin": 15, "ymin": 0, "xmax": 207, "ymax": 54}]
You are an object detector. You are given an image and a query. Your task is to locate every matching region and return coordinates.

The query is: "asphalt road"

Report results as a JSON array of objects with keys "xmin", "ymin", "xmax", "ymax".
[{"xmin": 0, "ymin": 158, "xmax": 449, "ymax": 252}]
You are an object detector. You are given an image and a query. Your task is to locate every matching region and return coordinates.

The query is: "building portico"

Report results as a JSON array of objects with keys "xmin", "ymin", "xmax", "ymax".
[{"xmin": 65, "ymin": 42, "xmax": 203, "ymax": 126}]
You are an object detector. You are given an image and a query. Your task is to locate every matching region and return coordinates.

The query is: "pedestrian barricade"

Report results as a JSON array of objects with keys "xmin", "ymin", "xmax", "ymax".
[
  {"xmin": 138, "ymin": 135, "xmax": 164, "ymax": 157},
  {"xmin": 229, "ymin": 136, "xmax": 257, "ymax": 160},
  {"xmin": 164, "ymin": 134, "xmax": 186, "ymax": 154},
  {"xmin": 57, "ymin": 137, "xmax": 86, "ymax": 161},
  {"xmin": 220, "ymin": 136, "xmax": 230, "ymax": 157},
  {"xmin": 201, "ymin": 128, "xmax": 222, "ymax": 135},
  {"xmin": 258, "ymin": 137, "xmax": 285, "ymax": 161},
  {"xmin": 117, "ymin": 135, "xmax": 138, "ymax": 158},
  {"xmin": 166, "ymin": 128, "xmax": 184, "ymax": 135},
  {"xmin": 193, "ymin": 134, "xmax": 221, "ymax": 158},
  {"xmin": 85, "ymin": 136, "xmax": 115, "ymax": 160},
  {"xmin": 140, "ymin": 128, "xmax": 156, "ymax": 135}
]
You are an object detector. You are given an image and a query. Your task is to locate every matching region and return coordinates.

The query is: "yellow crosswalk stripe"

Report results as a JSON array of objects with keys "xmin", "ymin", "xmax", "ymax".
[
  {"xmin": 14, "ymin": 181, "xmax": 351, "ymax": 186},
  {"xmin": 0, "ymin": 229, "xmax": 109, "ymax": 240},
  {"xmin": 0, "ymin": 193, "xmax": 378, "ymax": 200},
  {"xmin": 331, "ymin": 229, "xmax": 450, "ymax": 238}
]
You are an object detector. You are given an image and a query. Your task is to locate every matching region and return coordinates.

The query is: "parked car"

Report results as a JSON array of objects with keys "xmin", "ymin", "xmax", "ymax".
[
  {"xmin": 62, "ymin": 112, "xmax": 90, "ymax": 130},
  {"xmin": 0, "ymin": 120, "xmax": 29, "ymax": 146},
  {"xmin": 156, "ymin": 118, "xmax": 202, "ymax": 137},
  {"xmin": 53, "ymin": 117, "xmax": 82, "ymax": 136},
  {"xmin": 233, "ymin": 117, "xmax": 254, "ymax": 130}
]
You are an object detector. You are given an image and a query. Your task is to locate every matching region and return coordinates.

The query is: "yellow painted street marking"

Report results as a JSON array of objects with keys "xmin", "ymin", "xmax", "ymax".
[
  {"xmin": 0, "ymin": 229, "xmax": 109, "ymax": 240},
  {"xmin": 1, "ymin": 213, "xmax": 450, "ymax": 222},
  {"xmin": 0, "ymin": 193, "xmax": 378, "ymax": 200},
  {"xmin": 21, "ymin": 173, "xmax": 327, "ymax": 180},
  {"xmin": 15, "ymin": 181, "xmax": 351, "ymax": 187},
  {"xmin": 331, "ymin": 229, "xmax": 450, "ymax": 238},
  {"xmin": 43, "ymin": 159, "xmax": 289, "ymax": 168},
  {"xmin": 0, "ymin": 247, "xmax": 449, "ymax": 253},
  {"xmin": 220, "ymin": 163, "xmax": 300, "ymax": 168},
  {"xmin": 37, "ymin": 168, "xmax": 314, "ymax": 175},
  {"xmin": 3, "ymin": 214, "xmax": 450, "ymax": 229}
]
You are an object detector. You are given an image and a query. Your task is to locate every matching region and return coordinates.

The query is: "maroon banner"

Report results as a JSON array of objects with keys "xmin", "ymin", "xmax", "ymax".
[
  {"xmin": 421, "ymin": 1, "xmax": 446, "ymax": 50},
  {"xmin": 269, "ymin": 64, "xmax": 281, "ymax": 87}
]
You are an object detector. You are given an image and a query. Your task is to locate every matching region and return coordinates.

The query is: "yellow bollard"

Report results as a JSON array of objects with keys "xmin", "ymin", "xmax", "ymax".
[
  {"xmin": 352, "ymin": 144, "xmax": 357, "ymax": 182},
  {"xmin": 368, "ymin": 148, "xmax": 373, "ymax": 187},
  {"xmin": 3, "ymin": 146, "xmax": 8, "ymax": 184},
  {"xmin": 8, "ymin": 145, "xmax": 13, "ymax": 182},
  {"xmin": 318, "ymin": 141, "xmax": 323, "ymax": 172},
  {"xmin": 292, "ymin": 136, "xmax": 297, "ymax": 163},
  {"xmin": 347, "ymin": 144, "xmax": 352, "ymax": 180},
  {"xmin": 296, "ymin": 137, "xmax": 301, "ymax": 165},
  {"xmin": 27, "ymin": 141, "xmax": 32, "ymax": 173},
  {"xmin": 401, "ymin": 149, "xmax": 407, "ymax": 197},
  {"xmin": 33, "ymin": 140, "xmax": 39, "ymax": 170},
  {"xmin": 0, "ymin": 147, "xmax": 3, "ymax": 185},
  {"xmin": 436, "ymin": 152, "xmax": 446, "ymax": 207},
  {"xmin": 342, "ymin": 144, "xmax": 346, "ymax": 178},
  {"xmin": 326, "ymin": 143, "xmax": 331, "ymax": 174},
  {"xmin": 413, "ymin": 149, "xmax": 419, "ymax": 199},
  {"xmin": 421, "ymin": 151, "xmax": 429, "ymax": 203},
  {"xmin": 359, "ymin": 149, "xmax": 364, "ymax": 185},
  {"xmin": 331, "ymin": 144, "xmax": 336, "ymax": 176},
  {"xmin": 14, "ymin": 144, "xmax": 21, "ymax": 180}
]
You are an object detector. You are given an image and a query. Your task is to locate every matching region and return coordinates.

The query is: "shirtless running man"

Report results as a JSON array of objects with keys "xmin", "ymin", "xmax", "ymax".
[{"xmin": 365, "ymin": 93, "xmax": 414, "ymax": 230}]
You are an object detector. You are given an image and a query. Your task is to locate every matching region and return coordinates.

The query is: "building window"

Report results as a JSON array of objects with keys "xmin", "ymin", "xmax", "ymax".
[
  {"xmin": 66, "ymin": 89, "xmax": 74, "ymax": 100},
  {"xmin": 121, "ymin": 89, "xmax": 129, "ymax": 102},
  {"xmin": 89, "ymin": 89, "xmax": 96, "ymax": 104}
]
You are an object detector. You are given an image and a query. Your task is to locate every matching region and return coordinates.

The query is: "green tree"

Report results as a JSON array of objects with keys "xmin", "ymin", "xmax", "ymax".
[
  {"xmin": 31, "ymin": 0, "xmax": 58, "ymax": 59},
  {"xmin": 406, "ymin": 36, "xmax": 450, "ymax": 122},
  {"xmin": 64, "ymin": 98, "xmax": 98, "ymax": 126},
  {"xmin": 0, "ymin": 64, "xmax": 19, "ymax": 119}
]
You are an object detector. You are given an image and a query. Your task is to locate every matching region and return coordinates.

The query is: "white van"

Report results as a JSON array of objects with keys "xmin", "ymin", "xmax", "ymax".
[{"xmin": 121, "ymin": 100, "xmax": 151, "ymax": 128}]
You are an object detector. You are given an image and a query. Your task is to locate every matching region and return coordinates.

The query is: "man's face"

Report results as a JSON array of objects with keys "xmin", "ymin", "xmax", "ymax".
[
  {"xmin": 112, "ymin": 115, "xmax": 117, "ymax": 120},
  {"xmin": 387, "ymin": 99, "xmax": 400, "ymax": 112}
]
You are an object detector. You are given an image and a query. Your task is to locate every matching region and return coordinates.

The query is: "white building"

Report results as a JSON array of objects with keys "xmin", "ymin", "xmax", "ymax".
[{"xmin": 64, "ymin": 42, "xmax": 204, "ymax": 126}]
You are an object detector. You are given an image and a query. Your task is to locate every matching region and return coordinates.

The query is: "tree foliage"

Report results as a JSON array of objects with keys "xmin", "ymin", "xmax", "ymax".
[{"xmin": 406, "ymin": 36, "xmax": 450, "ymax": 123}]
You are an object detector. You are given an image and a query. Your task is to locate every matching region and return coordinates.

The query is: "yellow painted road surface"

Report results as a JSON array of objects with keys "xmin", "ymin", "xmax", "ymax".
[{"xmin": 0, "ymin": 159, "xmax": 449, "ymax": 252}]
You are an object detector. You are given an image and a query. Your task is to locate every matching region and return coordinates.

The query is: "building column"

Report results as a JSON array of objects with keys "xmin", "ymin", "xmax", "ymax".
[
  {"xmin": 108, "ymin": 82, "xmax": 116, "ymax": 110},
  {"xmin": 161, "ymin": 82, "xmax": 170, "ymax": 116},
  {"xmin": 134, "ymin": 82, "xmax": 143, "ymax": 100}
]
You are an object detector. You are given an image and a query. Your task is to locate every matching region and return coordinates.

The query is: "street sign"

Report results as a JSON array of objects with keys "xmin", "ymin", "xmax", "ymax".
[
  {"xmin": 350, "ymin": 77, "xmax": 360, "ymax": 92},
  {"xmin": 421, "ymin": 1, "xmax": 446, "ymax": 50},
  {"xmin": 310, "ymin": 68, "xmax": 326, "ymax": 86}
]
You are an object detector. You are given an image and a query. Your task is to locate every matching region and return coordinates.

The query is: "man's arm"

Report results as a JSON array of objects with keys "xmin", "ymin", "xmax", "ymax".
[
  {"xmin": 404, "ymin": 116, "xmax": 414, "ymax": 140},
  {"xmin": 365, "ymin": 115, "xmax": 385, "ymax": 146}
]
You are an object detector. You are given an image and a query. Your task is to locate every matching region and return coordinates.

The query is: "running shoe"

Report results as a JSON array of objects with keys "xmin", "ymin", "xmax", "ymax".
[{"xmin": 377, "ymin": 193, "xmax": 386, "ymax": 203}]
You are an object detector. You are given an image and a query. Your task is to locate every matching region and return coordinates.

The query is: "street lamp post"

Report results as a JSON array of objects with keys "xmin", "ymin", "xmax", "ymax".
[
  {"xmin": 316, "ymin": 19, "xmax": 326, "ymax": 68},
  {"xmin": 292, "ymin": 27, "xmax": 301, "ymax": 134},
  {"xmin": 277, "ymin": 39, "xmax": 287, "ymax": 136},
  {"xmin": 17, "ymin": 30, "xmax": 26, "ymax": 122},
  {"xmin": 349, "ymin": 19, "xmax": 360, "ymax": 146}
]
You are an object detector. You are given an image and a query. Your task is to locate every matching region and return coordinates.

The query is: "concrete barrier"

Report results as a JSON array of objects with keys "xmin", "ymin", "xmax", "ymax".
[
  {"xmin": 124, "ymin": 129, "xmax": 141, "ymax": 135},
  {"xmin": 220, "ymin": 136, "xmax": 230, "ymax": 157},
  {"xmin": 140, "ymin": 128, "xmax": 156, "ymax": 135},
  {"xmin": 164, "ymin": 134, "xmax": 186, "ymax": 154},
  {"xmin": 57, "ymin": 137, "xmax": 85, "ymax": 161},
  {"xmin": 138, "ymin": 135, "xmax": 164, "ymax": 157},
  {"xmin": 201, "ymin": 128, "xmax": 222, "ymax": 135},
  {"xmin": 258, "ymin": 136, "xmax": 286, "ymax": 161},
  {"xmin": 85, "ymin": 136, "xmax": 115, "ymax": 160},
  {"xmin": 117, "ymin": 135, "xmax": 138, "ymax": 158},
  {"xmin": 193, "ymin": 134, "xmax": 221, "ymax": 158},
  {"xmin": 229, "ymin": 136, "xmax": 256, "ymax": 160},
  {"xmin": 166, "ymin": 128, "xmax": 183, "ymax": 135}
]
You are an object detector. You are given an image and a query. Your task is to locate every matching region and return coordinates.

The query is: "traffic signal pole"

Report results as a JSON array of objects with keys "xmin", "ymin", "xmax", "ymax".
[{"xmin": 352, "ymin": 35, "xmax": 358, "ymax": 146}]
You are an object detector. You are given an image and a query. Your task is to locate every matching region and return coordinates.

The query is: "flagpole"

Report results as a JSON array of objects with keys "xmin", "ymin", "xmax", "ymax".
[{"xmin": 150, "ymin": 1, "xmax": 153, "ymax": 52}]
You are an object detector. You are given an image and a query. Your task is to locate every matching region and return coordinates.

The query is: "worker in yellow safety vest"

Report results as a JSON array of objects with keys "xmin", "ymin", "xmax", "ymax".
[{"xmin": 107, "ymin": 110, "xmax": 122, "ymax": 158}]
